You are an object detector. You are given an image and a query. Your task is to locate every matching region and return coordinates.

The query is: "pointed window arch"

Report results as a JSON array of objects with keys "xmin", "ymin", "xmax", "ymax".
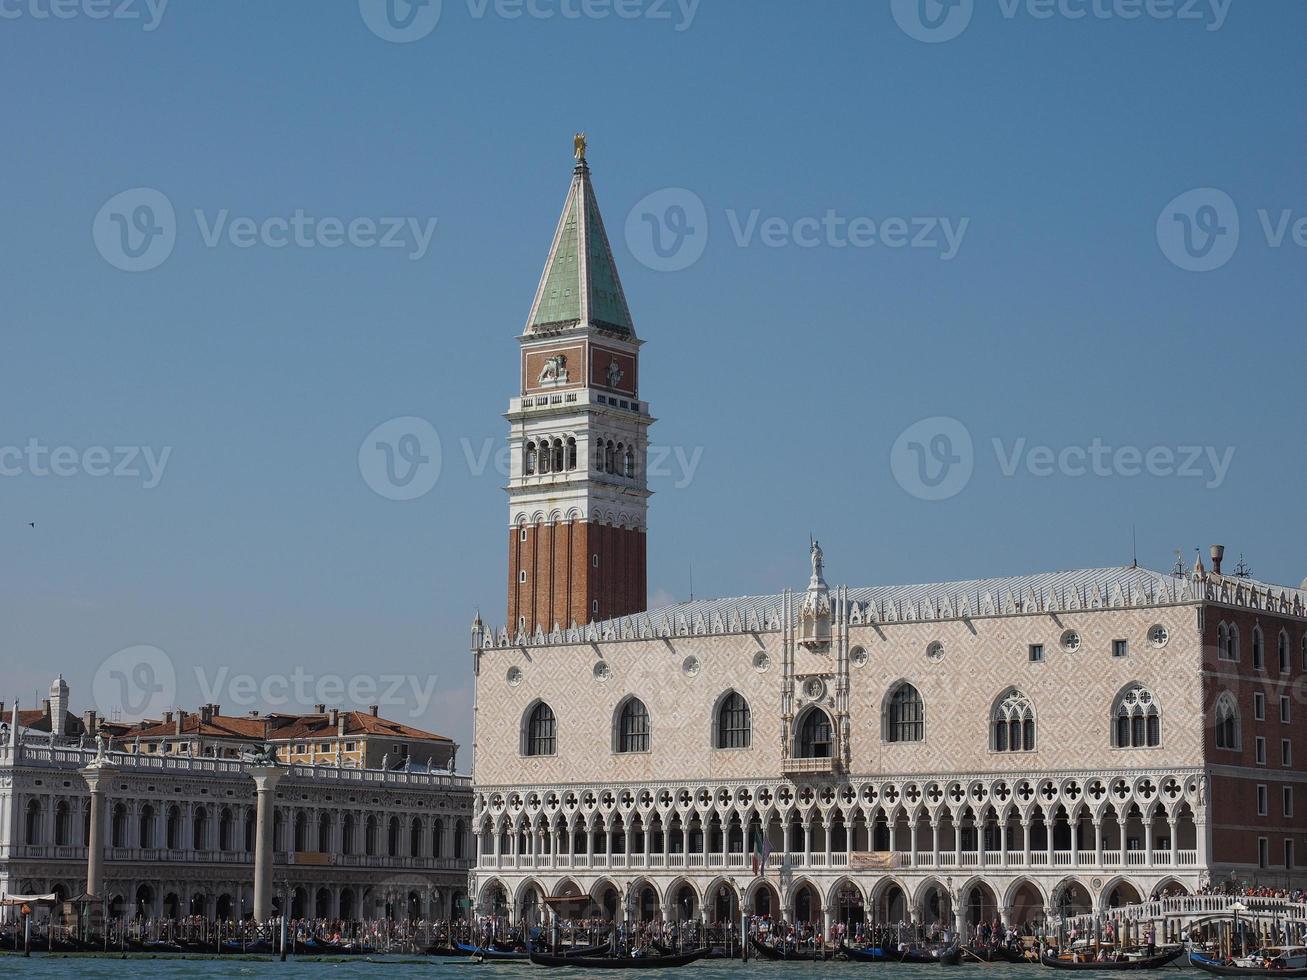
[
  {"xmin": 1113, "ymin": 684, "xmax": 1161, "ymax": 748},
  {"xmin": 615, "ymin": 697, "xmax": 650, "ymax": 753},
  {"xmin": 992, "ymin": 689, "xmax": 1035, "ymax": 752},
  {"xmin": 1217, "ymin": 622, "xmax": 1231, "ymax": 660},
  {"xmin": 715, "ymin": 692, "xmax": 751, "ymax": 749},
  {"xmin": 566, "ymin": 437, "xmax": 577, "ymax": 471},
  {"xmin": 885, "ymin": 682, "xmax": 924, "ymax": 743},
  {"xmin": 523, "ymin": 702, "xmax": 557, "ymax": 757},
  {"xmin": 1214, "ymin": 692, "xmax": 1241, "ymax": 750},
  {"xmin": 1252, "ymin": 625, "xmax": 1265, "ymax": 670},
  {"xmin": 796, "ymin": 706, "xmax": 833, "ymax": 758},
  {"xmin": 1277, "ymin": 629, "xmax": 1289, "ymax": 673},
  {"xmin": 525, "ymin": 441, "xmax": 537, "ymax": 475}
]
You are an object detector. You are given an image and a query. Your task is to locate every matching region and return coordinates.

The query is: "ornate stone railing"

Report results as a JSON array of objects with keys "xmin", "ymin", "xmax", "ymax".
[{"xmin": 1068, "ymin": 894, "xmax": 1307, "ymax": 927}]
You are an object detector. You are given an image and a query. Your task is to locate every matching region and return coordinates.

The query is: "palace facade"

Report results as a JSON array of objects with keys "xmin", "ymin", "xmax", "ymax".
[
  {"xmin": 0, "ymin": 677, "xmax": 473, "ymax": 923},
  {"xmin": 469, "ymin": 145, "xmax": 1307, "ymax": 932}
]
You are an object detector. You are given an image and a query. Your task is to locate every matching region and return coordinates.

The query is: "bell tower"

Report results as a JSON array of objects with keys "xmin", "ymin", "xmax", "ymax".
[{"xmin": 506, "ymin": 137, "xmax": 652, "ymax": 635}]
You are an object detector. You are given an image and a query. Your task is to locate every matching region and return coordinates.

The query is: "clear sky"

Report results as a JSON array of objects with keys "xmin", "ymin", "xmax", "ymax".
[{"xmin": 3, "ymin": 0, "xmax": 1304, "ymax": 757}]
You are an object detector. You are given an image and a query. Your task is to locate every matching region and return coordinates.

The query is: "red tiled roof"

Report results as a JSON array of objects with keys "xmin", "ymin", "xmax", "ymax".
[{"xmin": 116, "ymin": 710, "xmax": 450, "ymax": 744}]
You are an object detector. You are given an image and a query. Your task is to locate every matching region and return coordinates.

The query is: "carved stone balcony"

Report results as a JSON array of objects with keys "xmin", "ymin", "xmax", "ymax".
[{"xmin": 781, "ymin": 756, "xmax": 843, "ymax": 777}]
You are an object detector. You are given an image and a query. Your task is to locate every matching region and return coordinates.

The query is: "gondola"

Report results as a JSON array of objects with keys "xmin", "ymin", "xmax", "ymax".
[
  {"xmin": 965, "ymin": 942, "xmax": 1028, "ymax": 963},
  {"xmin": 937, "ymin": 941, "xmax": 963, "ymax": 965},
  {"xmin": 220, "ymin": 938, "xmax": 274, "ymax": 954},
  {"xmin": 1190, "ymin": 950, "xmax": 1307, "ymax": 977},
  {"xmin": 529, "ymin": 947, "xmax": 710, "ymax": 969},
  {"xmin": 1040, "ymin": 946, "xmax": 1183, "ymax": 970},
  {"xmin": 748, "ymin": 935, "xmax": 837, "ymax": 960},
  {"xmin": 456, "ymin": 940, "xmax": 530, "ymax": 960},
  {"xmin": 839, "ymin": 941, "xmax": 895, "ymax": 962}
]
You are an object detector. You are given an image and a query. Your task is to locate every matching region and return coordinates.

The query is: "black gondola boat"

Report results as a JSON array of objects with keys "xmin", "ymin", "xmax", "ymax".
[
  {"xmin": 748, "ymin": 936, "xmax": 837, "ymax": 961},
  {"xmin": 1041, "ymin": 946, "xmax": 1183, "ymax": 970},
  {"xmin": 1190, "ymin": 950, "xmax": 1307, "ymax": 977},
  {"xmin": 529, "ymin": 947, "xmax": 711, "ymax": 969}
]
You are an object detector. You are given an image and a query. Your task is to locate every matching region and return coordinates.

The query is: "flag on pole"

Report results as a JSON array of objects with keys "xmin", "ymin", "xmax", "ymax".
[{"xmin": 751, "ymin": 829, "xmax": 772, "ymax": 877}]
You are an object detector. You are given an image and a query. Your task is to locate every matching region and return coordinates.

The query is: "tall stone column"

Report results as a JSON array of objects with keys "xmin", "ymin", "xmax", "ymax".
[
  {"xmin": 249, "ymin": 766, "xmax": 285, "ymax": 922},
  {"xmin": 80, "ymin": 761, "xmax": 116, "ymax": 900}
]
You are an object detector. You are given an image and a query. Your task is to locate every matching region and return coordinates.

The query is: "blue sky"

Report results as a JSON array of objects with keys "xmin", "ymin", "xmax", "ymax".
[{"xmin": 2, "ymin": 0, "xmax": 1304, "ymax": 755}]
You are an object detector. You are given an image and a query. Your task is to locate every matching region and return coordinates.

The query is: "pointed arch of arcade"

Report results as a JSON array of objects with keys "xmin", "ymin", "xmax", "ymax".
[
  {"xmin": 956, "ymin": 875, "xmax": 1001, "ymax": 927},
  {"xmin": 629, "ymin": 877, "xmax": 661, "ymax": 922},
  {"xmin": 1002, "ymin": 877, "xmax": 1049, "ymax": 920},
  {"xmin": 702, "ymin": 875, "xmax": 741, "ymax": 925},
  {"xmin": 1098, "ymin": 875, "xmax": 1146, "ymax": 911},
  {"xmin": 827, "ymin": 876, "xmax": 870, "ymax": 925},
  {"xmin": 743, "ymin": 877, "xmax": 781, "ymax": 918},
  {"xmin": 787, "ymin": 876, "xmax": 824, "ymax": 924},
  {"xmin": 863, "ymin": 875, "xmax": 907, "ymax": 923},
  {"xmin": 1150, "ymin": 877, "xmax": 1192, "ymax": 898},
  {"xmin": 911, "ymin": 876, "xmax": 954, "ymax": 926},
  {"xmin": 1051, "ymin": 876, "xmax": 1096, "ymax": 917},
  {"xmin": 661, "ymin": 876, "xmax": 700, "ymax": 919},
  {"xmin": 477, "ymin": 877, "xmax": 511, "ymax": 916}
]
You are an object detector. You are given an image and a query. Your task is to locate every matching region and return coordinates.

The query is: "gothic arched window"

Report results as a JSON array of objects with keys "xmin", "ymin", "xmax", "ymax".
[
  {"xmin": 1214, "ymin": 693, "xmax": 1240, "ymax": 750},
  {"xmin": 524, "ymin": 702, "xmax": 556, "ymax": 756},
  {"xmin": 992, "ymin": 689, "xmax": 1035, "ymax": 751},
  {"xmin": 1113, "ymin": 684, "xmax": 1161, "ymax": 748},
  {"xmin": 715, "ymin": 692, "xmax": 751, "ymax": 749},
  {"xmin": 885, "ymin": 683, "xmax": 924, "ymax": 743},
  {"xmin": 1278, "ymin": 630, "xmax": 1290, "ymax": 673},
  {"xmin": 1252, "ymin": 625, "xmax": 1265, "ymax": 670},
  {"xmin": 616, "ymin": 698, "xmax": 650, "ymax": 753},
  {"xmin": 796, "ymin": 707, "xmax": 833, "ymax": 758}
]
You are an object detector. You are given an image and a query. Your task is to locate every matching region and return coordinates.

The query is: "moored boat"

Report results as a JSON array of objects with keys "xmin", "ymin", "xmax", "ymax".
[
  {"xmin": 1190, "ymin": 948, "xmax": 1307, "ymax": 977},
  {"xmin": 529, "ymin": 947, "xmax": 710, "ymax": 969},
  {"xmin": 748, "ymin": 935, "xmax": 836, "ymax": 960},
  {"xmin": 1040, "ymin": 946, "xmax": 1183, "ymax": 970}
]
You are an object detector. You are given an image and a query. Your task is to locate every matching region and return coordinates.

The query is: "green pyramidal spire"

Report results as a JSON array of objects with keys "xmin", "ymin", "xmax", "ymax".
[{"xmin": 525, "ymin": 145, "xmax": 636, "ymax": 338}]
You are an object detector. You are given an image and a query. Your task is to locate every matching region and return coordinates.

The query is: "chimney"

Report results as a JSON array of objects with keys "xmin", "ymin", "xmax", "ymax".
[
  {"xmin": 83, "ymin": 709, "xmax": 97, "ymax": 734},
  {"xmin": 314, "ymin": 703, "xmax": 326, "ymax": 714},
  {"xmin": 368, "ymin": 704, "xmax": 379, "ymax": 717},
  {"xmin": 337, "ymin": 711, "xmax": 346, "ymax": 738},
  {"xmin": 328, "ymin": 708, "xmax": 339, "ymax": 726},
  {"xmin": 164, "ymin": 710, "xmax": 173, "ymax": 724},
  {"xmin": 1210, "ymin": 544, "xmax": 1225, "ymax": 576},
  {"xmin": 174, "ymin": 710, "xmax": 185, "ymax": 736}
]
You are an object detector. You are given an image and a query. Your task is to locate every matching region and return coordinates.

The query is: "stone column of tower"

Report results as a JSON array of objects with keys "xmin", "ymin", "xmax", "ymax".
[
  {"xmin": 80, "ymin": 760, "xmax": 115, "ymax": 900},
  {"xmin": 249, "ymin": 766, "xmax": 284, "ymax": 921},
  {"xmin": 505, "ymin": 143, "xmax": 653, "ymax": 635}
]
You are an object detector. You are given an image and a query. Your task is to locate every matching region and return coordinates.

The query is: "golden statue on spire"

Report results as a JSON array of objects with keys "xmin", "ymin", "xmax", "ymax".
[{"xmin": 573, "ymin": 131, "xmax": 587, "ymax": 162}]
